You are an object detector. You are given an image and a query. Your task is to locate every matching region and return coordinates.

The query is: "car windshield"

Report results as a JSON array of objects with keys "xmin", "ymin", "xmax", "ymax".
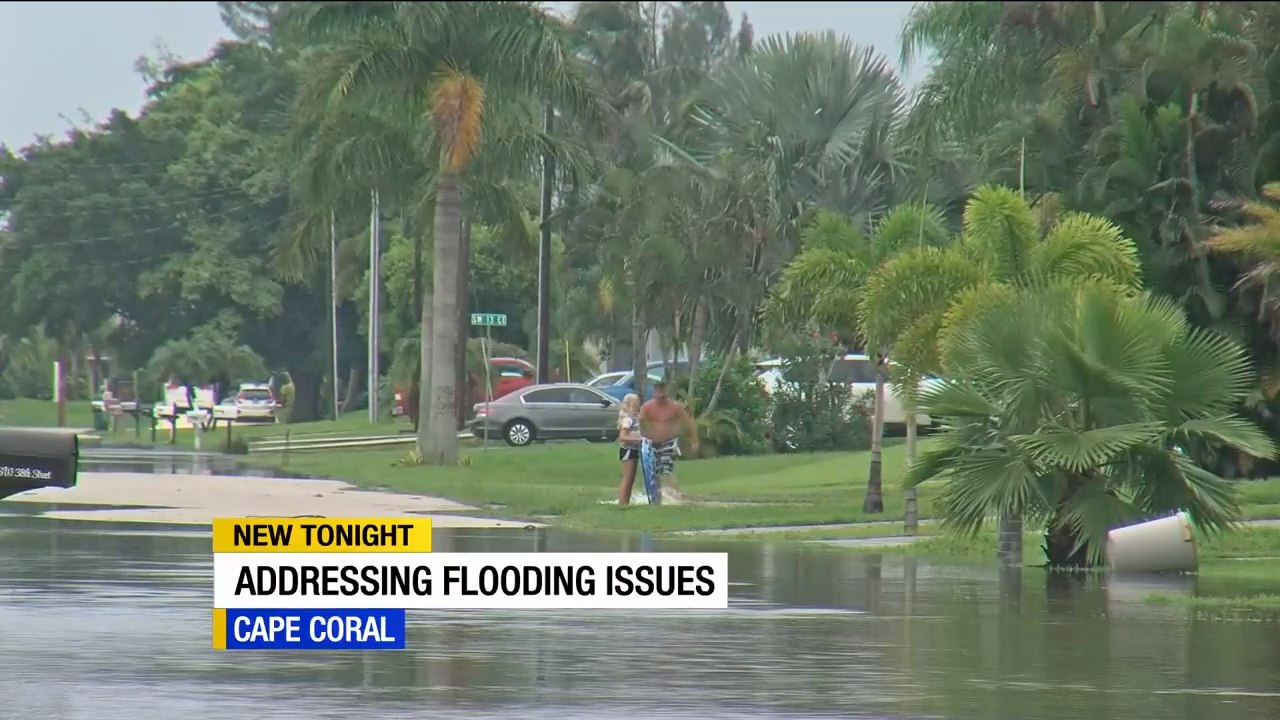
[
  {"xmin": 239, "ymin": 389, "xmax": 272, "ymax": 401},
  {"xmin": 828, "ymin": 358, "xmax": 878, "ymax": 384},
  {"xmin": 587, "ymin": 375, "xmax": 619, "ymax": 388}
]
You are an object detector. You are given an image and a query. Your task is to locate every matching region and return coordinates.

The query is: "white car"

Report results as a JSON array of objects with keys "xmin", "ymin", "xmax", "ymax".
[
  {"xmin": 231, "ymin": 384, "xmax": 278, "ymax": 422},
  {"xmin": 586, "ymin": 371, "xmax": 630, "ymax": 389},
  {"xmin": 755, "ymin": 354, "xmax": 935, "ymax": 427}
]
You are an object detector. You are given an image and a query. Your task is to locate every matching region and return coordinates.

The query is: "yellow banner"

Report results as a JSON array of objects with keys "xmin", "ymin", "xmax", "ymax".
[{"xmin": 212, "ymin": 518, "xmax": 432, "ymax": 553}]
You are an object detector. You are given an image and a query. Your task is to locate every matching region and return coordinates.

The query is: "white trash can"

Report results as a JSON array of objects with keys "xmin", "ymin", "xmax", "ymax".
[{"xmin": 1105, "ymin": 511, "xmax": 1198, "ymax": 574}]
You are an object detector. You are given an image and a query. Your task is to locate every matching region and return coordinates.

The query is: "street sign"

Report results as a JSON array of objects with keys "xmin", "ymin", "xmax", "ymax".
[{"xmin": 470, "ymin": 313, "xmax": 507, "ymax": 327}]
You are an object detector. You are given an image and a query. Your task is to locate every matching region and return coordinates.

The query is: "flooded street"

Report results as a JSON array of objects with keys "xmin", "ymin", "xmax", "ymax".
[{"xmin": 1, "ymin": 461, "xmax": 1279, "ymax": 718}]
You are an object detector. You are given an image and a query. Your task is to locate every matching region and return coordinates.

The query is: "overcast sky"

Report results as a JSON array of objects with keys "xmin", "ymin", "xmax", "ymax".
[{"xmin": 0, "ymin": 1, "xmax": 918, "ymax": 149}]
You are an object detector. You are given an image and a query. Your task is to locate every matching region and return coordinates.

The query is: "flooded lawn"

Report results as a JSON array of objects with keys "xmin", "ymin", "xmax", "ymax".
[{"xmin": 1, "ymin": 504, "xmax": 1279, "ymax": 719}]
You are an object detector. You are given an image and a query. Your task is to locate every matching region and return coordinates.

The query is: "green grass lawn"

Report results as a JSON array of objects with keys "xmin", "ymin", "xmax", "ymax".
[
  {"xmin": 246, "ymin": 438, "xmax": 939, "ymax": 532},
  {"xmin": 0, "ymin": 398, "xmax": 95, "ymax": 428},
  {"xmin": 243, "ymin": 432, "xmax": 1280, "ymax": 535}
]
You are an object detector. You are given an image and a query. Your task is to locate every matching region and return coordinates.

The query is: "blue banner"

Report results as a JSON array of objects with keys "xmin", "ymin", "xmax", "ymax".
[{"xmin": 222, "ymin": 609, "xmax": 406, "ymax": 650}]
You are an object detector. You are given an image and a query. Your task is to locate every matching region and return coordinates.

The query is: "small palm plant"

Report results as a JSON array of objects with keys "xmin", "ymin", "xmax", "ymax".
[{"xmin": 907, "ymin": 280, "xmax": 1276, "ymax": 567}]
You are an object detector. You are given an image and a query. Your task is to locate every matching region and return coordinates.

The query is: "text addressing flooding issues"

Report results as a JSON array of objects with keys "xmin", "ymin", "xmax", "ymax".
[{"xmin": 211, "ymin": 517, "xmax": 730, "ymax": 651}]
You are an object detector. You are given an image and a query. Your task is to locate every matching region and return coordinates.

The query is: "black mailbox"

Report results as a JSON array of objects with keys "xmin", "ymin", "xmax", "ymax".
[{"xmin": 0, "ymin": 428, "xmax": 79, "ymax": 500}]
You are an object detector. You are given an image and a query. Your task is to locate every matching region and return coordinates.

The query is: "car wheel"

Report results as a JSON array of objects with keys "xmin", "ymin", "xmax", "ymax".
[{"xmin": 504, "ymin": 419, "xmax": 535, "ymax": 447}]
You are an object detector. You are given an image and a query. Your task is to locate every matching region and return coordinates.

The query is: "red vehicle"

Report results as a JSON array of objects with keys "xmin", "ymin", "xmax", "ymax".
[
  {"xmin": 393, "ymin": 357, "xmax": 537, "ymax": 418},
  {"xmin": 477, "ymin": 357, "xmax": 536, "ymax": 401}
]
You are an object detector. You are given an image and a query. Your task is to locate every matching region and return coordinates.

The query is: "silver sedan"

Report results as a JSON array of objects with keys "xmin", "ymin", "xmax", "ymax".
[{"xmin": 470, "ymin": 383, "xmax": 621, "ymax": 447}]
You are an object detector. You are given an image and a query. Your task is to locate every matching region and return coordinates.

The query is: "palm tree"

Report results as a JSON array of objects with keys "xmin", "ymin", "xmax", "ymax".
[
  {"xmin": 765, "ymin": 204, "xmax": 951, "ymax": 515},
  {"xmin": 289, "ymin": 1, "xmax": 601, "ymax": 464},
  {"xmin": 860, "ymin": 184, "xmax": 1144, "ymax": 554},
  {"xmin": 908, "ymin": 279, "xmax": 1275, "ymax": 568},
  {"xmin": 675, "ymin": 32, "xmax": 916, "ymax": 411}
]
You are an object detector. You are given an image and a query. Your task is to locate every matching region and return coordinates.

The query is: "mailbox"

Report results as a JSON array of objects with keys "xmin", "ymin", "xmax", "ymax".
[{"xmin": 0, "ymin": 428, "xmax": 79, "ymax": 500}]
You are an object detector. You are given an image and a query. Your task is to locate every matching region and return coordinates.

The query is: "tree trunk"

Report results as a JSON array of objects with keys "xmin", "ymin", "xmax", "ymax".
[
  {"xmin": 414, "ymin": 284, "xmax": 435, "ymax": 443},
  {"xmin": 88, "ymin": 345, "xmax": 102, "ymax": 398},
  {"xmin": 686, "ymin": 294, "xmax": 708, "ymax": 399},
  {"xmin": 862, "ymin": 352, "xmax": 888, "ymax": 513},
  {"xmin": 455, "ymin": 215, "xmax": 471, "ymax": 431},
  {"xmin": 703, "ymin": 329, "xmax": 739, "ymax": 416},
  {"xmin": 630, "ymin": 299, "xmax": 647, "ymax": 399},
  {"xmin": 425, "ymin": 172, "xmax": 461, "ymax": 464},
  {"xmin": 287, "ymin": 370, "xmax": 320, "ymax": 423},
  {"xmin": 997, "ymin": 514, "xmax": 1024, "ymax": 567},
  {"xmin": 1043, "ymin": 520, "xmax": 1089, "ymax": 568},
  {"xmin": 1043, "ymin": 476, "xmax": 1091, "ymax": 568},
  {"xmin": 903, "ymin": 394, "xmax": 919, "ymax": 534},
  {"xmin": 341, "ymin": 366, "xmax": 361, "ymax": 413},
  {"xmin": 1185, "ymin": 89, "xmax": 1199, "ymax": 214}
]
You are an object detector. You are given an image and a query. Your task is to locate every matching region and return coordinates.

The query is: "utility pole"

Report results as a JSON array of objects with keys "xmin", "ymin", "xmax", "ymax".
[
  {"xmin": 368, "ymin": 189, "xmax": 382, "ymax": 422},
  {"xmin": 330, "ymin": 212, "xmax": 340, "ymax": 421},
  {"xmin": 535, "ymin": 103, "xmax": 555, "ymax": 383}
]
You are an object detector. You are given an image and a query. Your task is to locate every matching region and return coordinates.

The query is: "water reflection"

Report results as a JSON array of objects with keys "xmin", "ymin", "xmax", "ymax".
[
  {"xmin": 77, "ymin": 448, "xmax": 310, "ymax": 478},
  {"xmin": 0, "ymin": 517, "xmax": 1277, "ymax": 719}
]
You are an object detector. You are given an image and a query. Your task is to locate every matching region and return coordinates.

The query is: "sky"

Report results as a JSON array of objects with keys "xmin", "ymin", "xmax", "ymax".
[{"xmin": 0, "ymin": 1, "xmax": 918, "ymax": 149}]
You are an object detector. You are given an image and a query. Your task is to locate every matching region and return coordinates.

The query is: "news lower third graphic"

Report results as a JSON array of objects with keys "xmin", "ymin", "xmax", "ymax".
[{"xmin": 212, "ymin": 518, "xmax": 730, "ymax": 650}]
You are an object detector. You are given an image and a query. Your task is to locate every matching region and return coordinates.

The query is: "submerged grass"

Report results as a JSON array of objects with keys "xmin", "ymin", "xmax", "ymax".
[
  {"xmin": 802, "ymin": 520, "xmax": 1280, "ymax": 618},
  {"xmin": 0, "ymin": 397, "xmax": 406, "ymax": 444}
]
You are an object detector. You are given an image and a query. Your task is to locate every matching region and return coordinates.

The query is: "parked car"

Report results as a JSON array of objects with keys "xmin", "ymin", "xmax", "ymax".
[
  {"xmin": 232, "ymin": 383, "xmax": 278, "ymax": 423},
  {"xmin": 393, "ymin": 357, "xmax": 537, "ymax": 419},
  {"xmin": 598, "ymin": 360, "xmax": 692, "ymax": 402},
  {"xmin": 482, "ymin": 357, "xmax": 537, "ymax": 401},
  {"xmin": 471, "ymin": 383, "xmax": 620, "ymax": 447},
  {"xmin": 755, "ymin": 354, "xmax": 936, "ymax": 428},
  {"xmin": 586, "ymin": 371, "xmax": 629, "ymax": 389}
]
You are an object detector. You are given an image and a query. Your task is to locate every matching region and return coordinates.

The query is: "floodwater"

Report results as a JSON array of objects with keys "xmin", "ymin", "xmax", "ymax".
[{"xmin": 1, "ymin": 459, "xmax": 1279, "ymax": 718}]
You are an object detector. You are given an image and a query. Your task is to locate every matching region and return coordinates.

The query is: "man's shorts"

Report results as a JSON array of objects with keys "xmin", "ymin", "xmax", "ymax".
[{"xmin": 651, "ymin": 438, "xmax": 679, "ymax": 475}]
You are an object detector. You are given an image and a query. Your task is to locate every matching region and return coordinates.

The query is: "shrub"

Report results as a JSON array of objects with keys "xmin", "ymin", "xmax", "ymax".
[
  {"xmin": 224, "ymin": 435, "xmax": 250, "ymax": 455},
  {"xmin": 684, "ymin": 354, "xmax": 770, "ymax": 457},
  {"xmin": 766, "ymin": 334, "xmax": 871, "ymax": 453},
  {"xmin": 0, "ymin": 329, "xmax": 59, "ymax": 399}
]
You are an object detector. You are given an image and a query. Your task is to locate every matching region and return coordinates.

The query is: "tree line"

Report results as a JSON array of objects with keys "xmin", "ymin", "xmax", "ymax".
[{"xmin": 5, "ymin": 2, "xmax": 1280, "ymax": 565}]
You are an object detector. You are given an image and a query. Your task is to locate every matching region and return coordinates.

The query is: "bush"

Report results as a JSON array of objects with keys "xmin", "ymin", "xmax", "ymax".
[
  {"xmin": 766, "ymin": 335, "xmax": 872, "ymax": 453},
  {"xmin": 683, "ymin": 354, "xmax": 770, "ymax": 457},
  {"xmin": 278, "ymin": 381, "xmax": 295, "ymax": 422},
  {"xmin": 224, "ymin": 435, "xmax": 250, "ymax": 455},
  {"xmin": 0, "ymin": 329, "xmax": 59, "ymax": 399}
]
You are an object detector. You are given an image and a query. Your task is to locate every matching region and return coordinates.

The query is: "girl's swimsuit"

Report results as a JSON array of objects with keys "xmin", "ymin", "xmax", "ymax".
[{"xmin": 618, "ymin": 413, "xmax": 641, "ymax": 460}]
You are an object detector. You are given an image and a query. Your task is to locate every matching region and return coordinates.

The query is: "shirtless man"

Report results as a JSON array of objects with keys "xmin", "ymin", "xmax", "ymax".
[{"xmin": 638, "ymin": 382, "xmax": 698, "ymax": 501}]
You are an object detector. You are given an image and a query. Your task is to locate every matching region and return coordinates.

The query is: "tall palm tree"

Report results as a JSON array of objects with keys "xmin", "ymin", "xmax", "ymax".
[
  {"xmin": 675, "ymin": 32, "xmax": 915, "ymax": 409},
  {"xmin": 290, "ymin": 1, "xmax": 601, "ymax": 463}
]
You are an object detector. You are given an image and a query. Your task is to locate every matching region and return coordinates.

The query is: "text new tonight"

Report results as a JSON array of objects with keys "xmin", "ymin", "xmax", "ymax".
[{"xmin": 211, "ymin": 518, "xmax": 434, "ymax": 553}]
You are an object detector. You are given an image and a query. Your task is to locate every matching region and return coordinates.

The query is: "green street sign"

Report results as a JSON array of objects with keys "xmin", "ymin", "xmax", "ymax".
[{"xmin": 470, "ymin": 313, "xmax": 507, "ymax": 327}]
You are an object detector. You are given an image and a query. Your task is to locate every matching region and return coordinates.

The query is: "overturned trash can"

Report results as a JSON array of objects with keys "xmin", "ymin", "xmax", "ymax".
[
  {"xmin": 1105, "ymin": 511, "xmax": 1198, "ymax": 574},
  {"xmin": 0, "ymin": 428, "xmax": 79, "ymax": 501}
]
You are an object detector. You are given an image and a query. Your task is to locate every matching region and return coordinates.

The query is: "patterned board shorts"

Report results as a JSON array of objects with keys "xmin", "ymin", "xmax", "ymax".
[{"xmin": 651, "ymin": 438, "xmax": 679, "ymax": 475}]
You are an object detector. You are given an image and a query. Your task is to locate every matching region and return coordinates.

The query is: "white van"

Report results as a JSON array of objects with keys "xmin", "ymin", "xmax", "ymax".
[{"xmin": 755, "ymin": 353, "xmax": 935, "ymax": 427}]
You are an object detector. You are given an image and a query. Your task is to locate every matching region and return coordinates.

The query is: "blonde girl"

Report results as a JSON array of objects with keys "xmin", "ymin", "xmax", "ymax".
[{"xmin": 616, "ymin": 393, "xmax": 643, "ymax": 505}]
